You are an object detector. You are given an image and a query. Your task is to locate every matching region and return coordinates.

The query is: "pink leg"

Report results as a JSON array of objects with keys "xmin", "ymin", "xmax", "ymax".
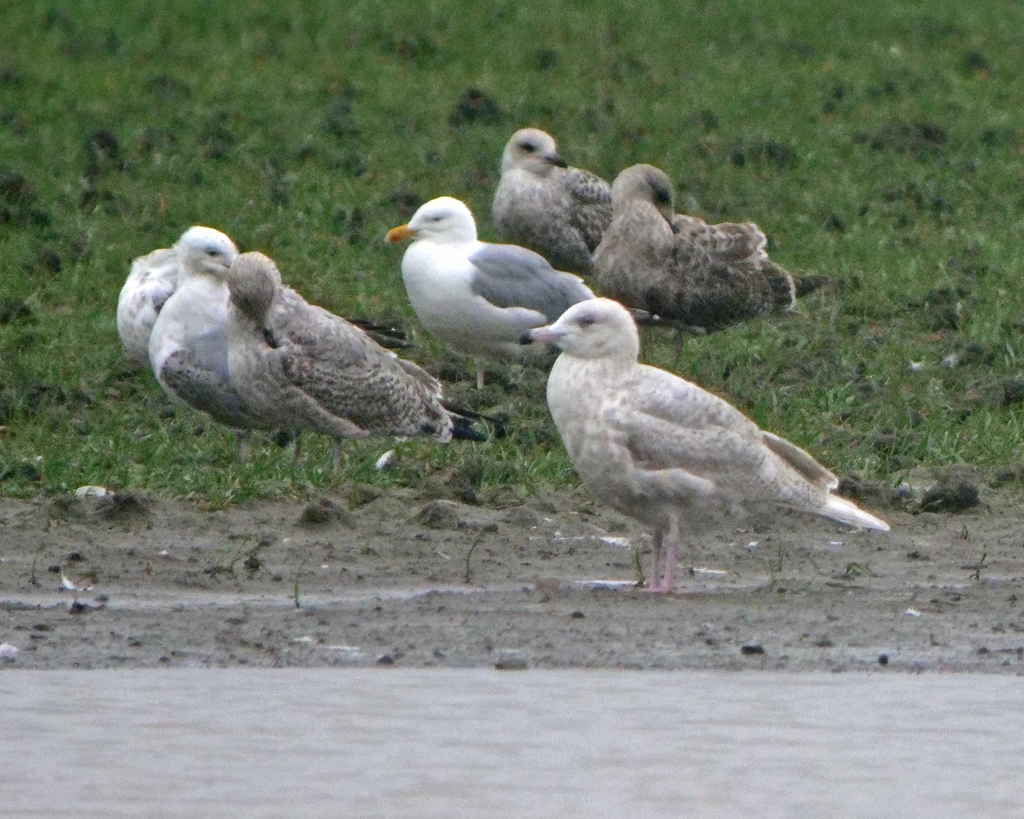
[
  {"xmin": 644, "ymin": 529, "xmax": 666, "ymax": 592},
  {"xmin": 661, "ymin": 515, "xmax": 680, "ymax": 592}
]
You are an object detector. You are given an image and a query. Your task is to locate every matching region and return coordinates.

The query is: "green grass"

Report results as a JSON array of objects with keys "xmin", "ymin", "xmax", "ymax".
[{"xmin": 3, "ymin": 0, "xmax": 1024, "ymax": 503}]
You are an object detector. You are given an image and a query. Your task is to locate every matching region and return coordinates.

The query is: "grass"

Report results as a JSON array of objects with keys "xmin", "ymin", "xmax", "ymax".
[{"xmin": 3, "ymin": 0, "xmax": 1024, "ymax": 503}]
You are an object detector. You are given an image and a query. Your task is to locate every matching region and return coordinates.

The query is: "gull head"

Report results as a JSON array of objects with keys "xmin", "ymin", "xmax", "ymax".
[
  {"xmin": 172, "ymin": 226, "xmax": 239, "ymax": 279},
  {"xmin": 525, "ymin": 298, "xmax": 640, "ymax": 361},
  {"xmin": 611, "ymin": 164, "xmax": 675, "ymax": 223},
  {"xmin": 501, "ymin": 128, "xmax": 567, "ymax": 176},
  {"xmin": 386, "ymin": 196, "xmax": 478, "ymax": 246},
  {"xmin": 227, "ymin": 252, "xmax": 280, "ymax": 326}
]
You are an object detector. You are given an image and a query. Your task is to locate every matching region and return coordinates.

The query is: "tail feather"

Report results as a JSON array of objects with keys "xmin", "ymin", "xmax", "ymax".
[
  {"xmin": 824, "ymin": 494, "xmax": 890, "ymax": 532},
  {"xmin": 794, "ymin": 274, "xmax": 831, "ymax": 299},
  {"xmin": 763, "ymin": 264, "xmax": 797, "ymax": 311}
]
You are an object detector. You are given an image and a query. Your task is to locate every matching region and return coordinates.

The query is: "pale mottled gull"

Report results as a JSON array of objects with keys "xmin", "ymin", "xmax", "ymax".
[
  {"xmin": 526, "ymin": 298, "xmax": 889, "ymax": 593},
  {"xmin": 226, "ymin": 251, "xmax": 455, "ymax": 446},
  {"xmin": 492, "ymin": 128, "xmax": 612, "ymax": 276},
  {"xmin": 117, "ymin": 226, "xmax": 237, "ymax": 368},
  {"xmin": 593, "ymin": 164, "xmax": 823, "ymax": 331},
  {"xmin": 146, "ymin": 226, "xmax": 256, "ymax": 429},
  {"xmin": 386, "ymin": 196, "xmax": 594, "ymax": 388}
]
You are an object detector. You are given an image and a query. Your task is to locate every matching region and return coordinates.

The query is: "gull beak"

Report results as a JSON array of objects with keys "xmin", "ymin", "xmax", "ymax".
[
  {"xmin": 521, "ymin": 325, "xmax": 566, "ymax": 345},
  {"xmin": 548, "ymin": 152, "xmax": 568, "ymax": 168},
  {"xmin": 385, "ymin": 224, "xmax": 417, "ymax": 243}
]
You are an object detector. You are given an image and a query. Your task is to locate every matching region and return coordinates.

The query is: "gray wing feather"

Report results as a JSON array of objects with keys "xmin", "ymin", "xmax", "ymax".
[{"xmin": 468, "ymin": 244, "xmax": 594, "ymax": 321}]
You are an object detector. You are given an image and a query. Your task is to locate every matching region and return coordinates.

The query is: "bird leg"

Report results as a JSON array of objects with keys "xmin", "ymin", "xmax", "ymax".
[
  {"xmin": 661, "ymin": 514, "xmax": 680, "ymax": 592},
  {"xmin": 644, "ymin": 516, "xmax": 680, "ymax": 593},
  {"xmin": 645, "ymin": 529, "xmax": 666, "ymax": 592},
  {"xmin": 475, "ymin": 358, "xmax": 486, "ymax": 390}
]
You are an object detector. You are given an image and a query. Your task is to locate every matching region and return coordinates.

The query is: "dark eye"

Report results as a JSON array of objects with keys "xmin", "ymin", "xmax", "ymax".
[
  {"xmin": 206, "ymin": 249, "xmax": 218, "ymax": 257},
  {"xmin": 577, "ymin": 316, "xmax": 595, "ymax": 328},
  {"xmin": 520, "ymin": 141, "xmax": 536, "ymax": 153}
]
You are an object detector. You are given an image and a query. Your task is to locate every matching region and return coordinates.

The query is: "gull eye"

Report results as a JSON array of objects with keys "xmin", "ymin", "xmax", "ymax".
[
  {"xmin": 520, "ymin": 141, "xmax": 536, "ymax": 153},
  {"xmin": 577, "ymin": 316, "xmax": 595, "ymax": 328}
]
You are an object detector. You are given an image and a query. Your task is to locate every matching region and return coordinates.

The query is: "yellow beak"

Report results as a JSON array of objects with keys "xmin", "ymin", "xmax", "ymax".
[{"xmin": 385, "ymin": 224, "xmax": 417, "ymax": 243}]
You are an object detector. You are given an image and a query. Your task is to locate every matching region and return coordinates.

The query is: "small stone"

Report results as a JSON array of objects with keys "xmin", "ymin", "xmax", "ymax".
[
  {"xmin": 299, "ymin": 498, "xmax": 352, "ymax": 526},
  {"xmin": 0, "ymin": 643, "xmax": 18, "ymax": 661},
  {"xmin": 878, "ymin": 653, "xmax": 889, "ymax": 666},
  {"xmin": 494, "ymin": 650, "xmax": 529, "ymax": 670},
  {"xmin": 740, "ymin": 644, "xmax": 765, "ymax": 656},
  {"xmin": 417, "ymin": 501, "xmax": 460, "ymax": 530},
  {"xmin": 920, "ymin": 480, "xmax": 980, "ymax": 513}
]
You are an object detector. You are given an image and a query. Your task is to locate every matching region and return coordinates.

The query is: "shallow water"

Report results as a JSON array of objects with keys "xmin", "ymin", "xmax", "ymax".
[{"xmin": 2, "ymin": 669, "xmax": 1022, "ymax": 818}]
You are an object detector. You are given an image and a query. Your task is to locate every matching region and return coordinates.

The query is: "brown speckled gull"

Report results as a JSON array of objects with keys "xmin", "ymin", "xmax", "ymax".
[
  {"xmin": 593, "ymin": 164, "xmax": 815, "ymax": 331},
  {"xmin": 226, "ymin": 252, "xmax": 454, "ymax": 444},
  {"xmin": 527, "ymin": 298, "xmax": 889, "ymax": 593},
  {"xmin": 492, "ymin": 128, "xmax": 612, "ymax": 276}
]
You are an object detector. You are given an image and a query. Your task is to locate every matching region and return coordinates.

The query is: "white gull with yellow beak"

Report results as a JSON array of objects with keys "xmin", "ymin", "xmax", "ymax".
[{"xmin": 386, "ymin": 196, "xmax": 593, "ymax": 388}]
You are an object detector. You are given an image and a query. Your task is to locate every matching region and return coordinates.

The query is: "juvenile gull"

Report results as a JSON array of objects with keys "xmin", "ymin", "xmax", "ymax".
[
  {"xmin": 146, "ymin": 226, "xmax": 255, "ymax": 428},
  {"xmin": 526, "ymin": 298, "xmax": 889, "ymax": 593},
  {"xmin": 593, "ymin": 164, "xmax": 820, "ymax": 331},
  {"xmin": 492, "ymin": 128, "xmax": 612, "ymax": 276},
  {"xmin": 226, "ymin": 252, "xmax": 455, "ymax": 446},
  {"xmin": 386, "ymin": 196, "xmax": 594, "ymax": 388},
  {"xmin": 117, "ymin": 226, "xmax": 237, "ymax": 368}
]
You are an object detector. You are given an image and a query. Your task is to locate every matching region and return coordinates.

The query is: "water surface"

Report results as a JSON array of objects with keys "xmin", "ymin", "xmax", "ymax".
[{"xmin": 2, "ymin": 669, "xmax": 1022, "ymax": 818}]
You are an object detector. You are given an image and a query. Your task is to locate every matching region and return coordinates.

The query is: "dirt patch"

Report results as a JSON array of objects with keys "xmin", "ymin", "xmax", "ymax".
[{"xmin": 1, "ymin": 482, "xmax": 1023, "ymax": 673}]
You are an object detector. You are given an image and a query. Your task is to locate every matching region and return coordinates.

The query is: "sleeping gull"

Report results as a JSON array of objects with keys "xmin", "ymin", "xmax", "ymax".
[
  {"xmin": 117, "ymin": 226, "xmax": 237, "ymax": 368},
  {"xmin": 226, "ymin": 251, "xmax": 457, "ymax": 449},
  {"xmin": 147, "ymin": 226, "xmax": 257, "ymax": 429},
  {"xmin": 526, "ymin": 298, "xmax": 889, "ymax": 593},
  {"xmin": 386, "ymin": 195, "xmax": 594, "ymax": 388},
  {"xmin": 492, "ymin": 128, "xmax": 612, "ymax": 275},
  {"xmin": 593, "ymin": 164, "xmax": 823, "ymax": 332}
]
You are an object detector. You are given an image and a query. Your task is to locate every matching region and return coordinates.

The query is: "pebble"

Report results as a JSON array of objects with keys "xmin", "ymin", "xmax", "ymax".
[{"xmin": 494, "ymin": 650, "xmax": 529, "ymax": 670}]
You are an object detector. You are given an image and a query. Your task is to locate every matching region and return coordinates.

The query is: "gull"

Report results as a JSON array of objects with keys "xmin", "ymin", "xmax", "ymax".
[
  {"xmin": 386, "ymin": 196, "xmax": 594, "ymax": 388},
  {"xmin": 146, "ymin": 226, "xmax": 258, "ymax": 429},
  {"xmin": 117, "ymin": 226, "xmax": 238, "ymax": 367},
  {"xmin": 593, "ymin": 164, "xmax": 825, "ymax": 332},
  {"xmin": 226, "ymin": 251, "xmax": 458, "ymax": 451},
  {"xmin": 492, "ymin": 128, "xmax": 612, "ymax": 275},
  {"xmin": 526, "ymin": 298, "xmax": 889, "ymax": 593}
]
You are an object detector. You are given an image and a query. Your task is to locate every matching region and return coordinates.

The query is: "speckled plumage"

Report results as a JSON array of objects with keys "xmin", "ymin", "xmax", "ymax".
[
  {"xmin": 528, "ymin": 299, "xmax": 889, "ymax": 592},
  {"xmin": 593, "ymin": 164, "xmax": 799, "ymax": 331},
  {"xmin": 227, "ymin": 252, "xmax": 454, "ymax": 442},
  {"xmin": 492, "ymin": 128, "xmax": 612, "ymax": 276}
]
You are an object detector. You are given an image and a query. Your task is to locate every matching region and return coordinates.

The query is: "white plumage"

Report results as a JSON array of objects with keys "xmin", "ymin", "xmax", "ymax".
[
  {"xmin": 387, "ymin": 196, "xmax": 594, "ymax": 388},
  {"xmin": 118, "ymin": 226, "xmax": 238, "ymax": 367},
  {"xmin": 527, "ymin": 298, "xmax": 889, "ymax": 593},
  {"xmin": 146, "ymin": 226, "xmax": 254, "ymax": 428}
]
